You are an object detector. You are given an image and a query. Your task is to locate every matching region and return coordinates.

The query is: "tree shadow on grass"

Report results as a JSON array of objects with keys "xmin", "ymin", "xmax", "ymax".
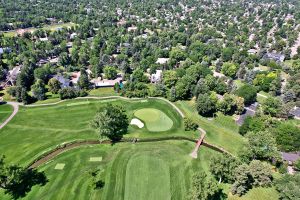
[{"xmin": 5, "ymin": 168, "xmax": 48, "ymax": 199}]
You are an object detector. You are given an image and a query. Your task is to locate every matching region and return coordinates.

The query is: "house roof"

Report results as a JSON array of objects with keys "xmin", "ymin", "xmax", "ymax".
[
  {"xmin": 282, "ymin": 152, "xmax": 300, "ymax": 162},
  {"xmin": 156, "ymin": 58, "xmax": 169, "ymax": 65},
  {"xmin": 53, "ymin": 75, "xmax": 70, "ymax": 88},
  {"xmin": 290, "ymin": 106, "xmax": 300, "ymax": 118}
]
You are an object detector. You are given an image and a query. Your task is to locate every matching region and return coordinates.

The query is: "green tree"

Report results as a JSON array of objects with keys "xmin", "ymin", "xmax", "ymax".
[
  {"xmin": 31, "ymin": 79, "xmax": 46, "ymax": 100},
  {"xmin": 196, "ymin": 92, "xmax": 217, "ymax": 116},
  {"xmin": 235, "ymin": 84, "xmax": 257, "ymax": 105},
  {"xmin": 78, "ymin": 69, "xmax": 90, "ymax": 90},
  {"xmin": 48, "ymin": 78, "xmax": 61, "ymax": 94},
  {"xmin": 163, "ymin": 70, "xmax": 178, "ymax": 88},
  {"xmin": 221, "ymin": 62, "xmax": 238, "ymax": 78},
  {"xmin": 188, "ymin": 172, "xmax": 220, "ymax": 200},
  {"xmin": 273, "ymin": 123, "xmax": 300, "ymax": 151},
  {"xmin": 103, "ymin": 66, "xmax": 118, "ymax": 80},
  {"xmin": 275, "ymin": 173, "xmax": 300, "ymax": 200},
  {"xmin": 0, "ymin": 155, "xmax": 47, "ymax": 199},
  {"xmin": 90, "ymin": 104, "xmax": 128, "ymax": 141},
  {"xmin": 210, "ymin": 154, "xmax": 240, "ymax": 183},
  {"xmin": 262, "ymin": 97, "xmax": 282, "ymax": 117},
  {"xmin": 184, "ymin": 117, "xmax": 199, "ymax": 131}
]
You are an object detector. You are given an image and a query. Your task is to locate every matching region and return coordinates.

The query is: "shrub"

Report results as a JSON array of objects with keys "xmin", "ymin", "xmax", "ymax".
[{"xmin": 184, "ymin": 117, "xmax": 199, "ymax": 131}]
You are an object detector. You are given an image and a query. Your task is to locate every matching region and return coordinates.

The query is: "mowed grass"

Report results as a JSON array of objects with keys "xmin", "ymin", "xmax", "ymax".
[
  {"xmin": 0, "ymin": 141, "xmax": 221, "ymax": 200},
  {"xmin": 175, "ymin": 100, "xmax": 247, "ymax": 155},
  {"xmin": 228, "ymin": 187, "xmax": 279, "ymax": 200},
  {"xmin": 0, "ymin": 104, "xmax": 13, "ymax": 124},
  {"xmin": 0, "ymin": 98, "xmax": 187, "ymax": 166},
  {"xmin": 134, "ymin": 108, "xmax": 173, "ymax": 132}
]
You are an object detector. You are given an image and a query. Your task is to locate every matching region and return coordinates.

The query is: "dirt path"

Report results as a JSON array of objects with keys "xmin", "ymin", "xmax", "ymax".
[
  {"xmin": 0, "ymin": 102, "xmax": 21, "ymax": 129},
  {"xmin": 28, "ymin": 136, "xmax": 232, "ymax": 169}
]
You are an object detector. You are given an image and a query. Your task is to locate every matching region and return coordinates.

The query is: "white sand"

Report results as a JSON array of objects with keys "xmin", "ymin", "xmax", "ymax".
[{"xmin": 130, "ymin": 118, "xmax": 144, "ymax": 128}]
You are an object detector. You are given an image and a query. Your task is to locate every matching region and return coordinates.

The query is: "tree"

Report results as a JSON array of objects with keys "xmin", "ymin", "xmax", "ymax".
[
  {"xmin": 210, "ymin": 154, "xmax": 240, "ymax": 183},
  {"xmin": 275, "ymin": 174, "xmax": 300, "ymax": 200},
  {"xmin": 231, "ymin": 160, "xmax": 272, "ymax": 196},
  {"xmin": 163, "ymin": 70, "xmax": 178, "ymax": 88},
  {"xmin": 31, "ymin": 79, "xmax": 46, "ymax": 100},
  {"xmin": 196, "ymin": 92, "xmax": 217, "ymax": 116},
  {"xmin": 103, "ymin": 66, "xmax": 117, "ymax": 80},
  {"xmin": 90, "ymin": 104, "xmax": 128, "ymax": 141},
  {"xmin": 188, "ymin": 172, "xmax": 220, "ymax": 200},
  {"xmin": 0, "ymin": 155, "xmax": 47, "ymax": 199},
  {"xmin": 184, "ymin": 117, "xmax": 199, "ymax": 131},
  {"xmin": 262, "ymin": 97, "xmax": 282, "ymax": 117},
  {"xmin": 221, "ymin": 62, "xmax": 238, "ymax": 78},
  {"xmin": 295, "ymin": 159, "xmax": 300, "ymax": 171},
  {"xmin": 48, "ymin": 78, "xmax": 61, "ymax": 94},
  {"xmin": 245, "ymin": 131, "xmax": 280, "ymax": 161},
  {"xmin": 273, "ymin": 123, "xmax": 300, "ymax": 152},
  {"xmin": 78, "ymin": 69, "xmax": 90, "ymax": 89},
  {"xmin": 239, "ymin": 116, "xmax": 265, "ymax": 136},
  {"xmin": 235, "ymin": 84, "xmax": 257, "ymax": 105}
]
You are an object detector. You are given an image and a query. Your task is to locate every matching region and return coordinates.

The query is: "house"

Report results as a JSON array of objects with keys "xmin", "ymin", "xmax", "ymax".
[
  {"xmin": 282, "ymin": 152, "xmax": 300, "ymax": 165},
  {"xmin": 53, "ymin": 75, "xmax": 71, "ymax": 88},
  {"xmin": 127, "ymin": 26, "xmax": 138, "ymax": 32},
  {"xmin": 263, "ymin": 53, "xmax": 285, "ymax": 62},
  {"xmin": 156, "ymin": 58, "xmax": 169, "ymax": 65},
  {"xmin": 289, "ymin": 106, "xmax": 300, "ymax": 120},
  {"xmin": 150, "ymin": 70, "xmax": 162, "ymax": 83},
  {"xmin": 212, "ymin": 70, "xmax": 225, "ymax": 78},
  {"xmin": 40, "ymin": 38, "xmax": 48, "ymax": 42},
  {"xmin": 5, "ymin": 65, "xmax": 21, "ymax": 86},
  {"xmin": 91, "ymin": 75, "xmax": 123, "ymax": 88},
  {"xmin": 70, "ymin": 33, "xmax": 77, "ymax": 40},
  {"xmin": 71, "ymin": 71, "xmax": 81, "ymax": 84},
  {"xmin": 247, "ymin": 49, "xmax": 257, "ymax": 55}
]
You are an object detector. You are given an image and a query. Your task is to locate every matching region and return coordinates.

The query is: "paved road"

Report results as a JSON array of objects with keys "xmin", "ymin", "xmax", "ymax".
[{"xmin": 0, "ymin": 102, "xmax": 21, "ymax": 129}]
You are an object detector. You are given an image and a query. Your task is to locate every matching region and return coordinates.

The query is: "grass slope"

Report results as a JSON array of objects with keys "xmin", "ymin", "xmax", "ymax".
[
  {"xmin": 0, "ymin": 104, "xmax": 13, "ymax": 124},
  {"xmin": 175, "ymin": 100, "xmax": 247, "ymax": 155}
]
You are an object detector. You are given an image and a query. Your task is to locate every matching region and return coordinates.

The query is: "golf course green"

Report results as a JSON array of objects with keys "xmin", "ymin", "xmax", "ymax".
[{"xmin": 134, "ymin": 108, "xmax": 173, "ymax": 132}]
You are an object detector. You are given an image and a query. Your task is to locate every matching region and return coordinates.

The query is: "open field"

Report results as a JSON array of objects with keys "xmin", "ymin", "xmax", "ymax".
[
  {"xmin": 0, "ymin": 104, "xmax": 13, "ymax": 124},
  {"xmin": 2, "ymin": 23, "xmax": 75, "ymax": 37},
  {"xmin": 0, "ymin": 141, "xmax": 221, "ymax": 200},
  {"xmin": 175, "ymin": 100, "xmax": 247, "ymax": 155},
  {"xmin": 0, "ymin": 98, "xmax": 189, "ymax": 166}
]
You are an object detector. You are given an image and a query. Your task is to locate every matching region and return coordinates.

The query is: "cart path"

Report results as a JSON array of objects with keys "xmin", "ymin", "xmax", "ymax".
[{"xmin": 0, "ymin": 102, "xmax": 21, "ymax": 129}]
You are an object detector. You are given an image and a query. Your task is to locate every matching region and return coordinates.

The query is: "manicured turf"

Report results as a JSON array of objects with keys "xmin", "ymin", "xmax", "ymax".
[
  {"xmin": 228, "ymin": 187, "xmax": 279, "ymax": 200},
  {"xmin": 0, "ymin": 104, "xmax": 13, "ymax": 124},
  {"xmin": 0, "ymin": 98, "xmax": 187, "ymax": 166},
  {"xmin": 0, "ymin": 141, "xmax": 221, "ymax": 200},
  {"xmin": 175, "ymin": 100, "xmax": 247, "ymax": 155},
  {"xmin": 134, "ymin": 108, "xmax": 173, "ymax": 132}
]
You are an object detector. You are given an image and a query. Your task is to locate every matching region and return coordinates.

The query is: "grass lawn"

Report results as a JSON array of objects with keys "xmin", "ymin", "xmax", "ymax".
[
  {"xmin": 0, "ymin": 104, "xmax": 13, "ymax": 124},
  {"xmin": 175, "ymin": 100, "xmax": 247, "ymax": 155},
  {"xmin": 227, "ymin": 187, "xmax": 279, "ymax": 200},
  {"xmin": 0, "ymin": 98, "xmax": 191, "ymax": 166},
  {"xmin": 234, "ymin": 80, "xmax": 245, "ymax": 89},
  {"xmin": 89, "ymin": 87, "xmax": 119, "ymax": 97},
  {"xmin": 257, "ymin": 91, "xmax": 272, "ymax": 104}
]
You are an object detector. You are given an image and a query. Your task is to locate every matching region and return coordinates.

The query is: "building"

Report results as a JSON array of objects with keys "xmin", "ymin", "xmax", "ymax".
[
  {"xmin": 236, "ymin": 102, "xmax": 259, "ymax": 126},
  {"xmin": 263, "ymin": 53, "xmax": 285, "ymax": 62},
  {"xmin": 289, "ymin": 106, "xmax": 300, "ymax": 120},
  {"xmin": 91, "ymin": 75, "xmax": 123, "ymax": 88},
  {"xmin": 247, "ymin": 49, "xmax": 258, "ymax": 55},
  {"xmin": 53, "ymin": 75, "xmax": 71, "ymax": 88},
  {"xmin": 155, "ymin": 58, "xmax": 169, "ymax": 65},
  {"xmin": 150, "ymin": 70, "xmax": 162, "ymax": 83}
]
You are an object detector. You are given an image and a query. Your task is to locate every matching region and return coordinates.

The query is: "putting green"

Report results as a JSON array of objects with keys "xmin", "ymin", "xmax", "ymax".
[{"xmin": 134, "ymin": 108, "xmax": 173, "ymax": 132}]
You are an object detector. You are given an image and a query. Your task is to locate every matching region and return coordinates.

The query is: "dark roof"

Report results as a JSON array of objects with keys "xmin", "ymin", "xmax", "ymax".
[
  {"xmin": 53, "ymin": 75, "xmax": 70, "ymax": 88},
  {"xmin": 236, "ymin": 102, "xmax": 258, "ymax": 126},
  {"xmin": 263, "ymin": 53, "xmax": 285, "ymax": 62},
  {"xmin": 282, "ymin": 152, "xmax": 300, "ymax": 162},
  {"xmin": 290, "ymin": 107, "xmax": 300, "ymax": 118}
]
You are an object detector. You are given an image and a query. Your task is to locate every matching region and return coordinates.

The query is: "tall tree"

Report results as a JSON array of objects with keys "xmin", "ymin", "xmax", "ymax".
[{"xmin": 90, "ymin": 104, "xmax": 128, "ymax": 141}]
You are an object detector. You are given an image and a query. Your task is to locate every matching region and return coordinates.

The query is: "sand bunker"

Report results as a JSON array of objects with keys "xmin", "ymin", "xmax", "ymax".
[{"xmin": 130, "ymin": 118, "xmax": 144, "ymax": 128}]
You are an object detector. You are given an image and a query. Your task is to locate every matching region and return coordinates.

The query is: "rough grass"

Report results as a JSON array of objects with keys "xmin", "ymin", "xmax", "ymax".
[
  {"xmin": 228, "ymin": 187, "xmax": 279, "ymax": 200},
  {"xmin": 175, "ymin": 100, "xmax": 247, "ymax": 155},
  {"xmin": 134, "ymin": 108, "xmax": 173, "ymax": 132},
  {"xmin": 0, "ymin": 104, "xmax": 13, "ymax": 124}
]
